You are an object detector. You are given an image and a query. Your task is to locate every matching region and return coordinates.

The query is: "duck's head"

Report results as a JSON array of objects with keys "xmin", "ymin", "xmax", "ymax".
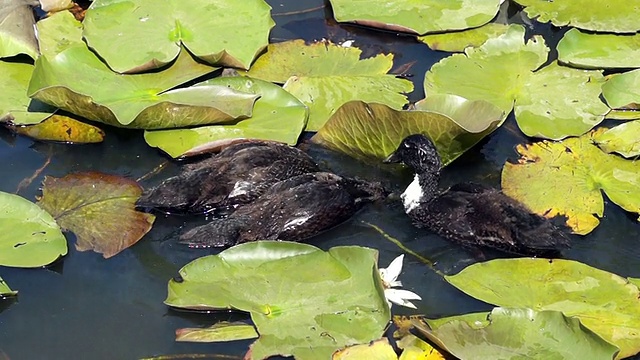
[{"xmin": 384, "ymin": 134, "xmax": 442, "ymax": 173}]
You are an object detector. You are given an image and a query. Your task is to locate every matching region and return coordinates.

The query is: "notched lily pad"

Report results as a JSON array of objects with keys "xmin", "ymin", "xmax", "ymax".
[
  {"xmin": 311, "ymin": 97, "xmax": 502, "ymax": 166},
  {"xmin": 6, "ymin": 114, "xmax": 105, "ymax": 143},
  {"xmin": 592, "ymin": 122, "xmax": 640, "ymax": 158},
  {"xmin": 502, "ymin": 132, "xmax": 640, "ymax": 234},
  {"xmin": 176, "ymin": 322, "xmax": 259, "ymax": 343},
  {"xmin": 83, "ymin": 0, "xmax": 275, "ymax": 73},
  {"xmin": 0, "ymin": 0, "xmax": 39, "ymax": 59},
  {"xmin": 0, "ymin": 191, "xmax": 67, "ymax": 268},
  {"xmin": 245, "ymin": 39, "xmax": 412, "ymax": 131},
  {"xmin": 418, "ymin": 23, "xmax": 511, "ymax": 52},
  {"xmin": 36, "ymin": 172, "xmax": 155, "ymax": 258},
  {"xmin": 446, "ymin": 258, "xmax": 640, "ymax": 359},
  {"xmin": 144, "ymin": 76, "xmax": 307, "ymax": 158},
  {"xmin": 558, "ymin": 28, "xmax": 640, "ymax": 69},
  {"xmin": 36, "ymin": 9, "xmax": 84, "ymax": 58},
  {"xmin": 165, "ymin": 241, "xmax": 390, "ymax": 360}
]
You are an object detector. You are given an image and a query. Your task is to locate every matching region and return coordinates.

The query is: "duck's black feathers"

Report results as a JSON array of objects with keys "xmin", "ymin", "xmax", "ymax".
[
  {"xmin": 136, "ymin": 140, "xmax": 319, "ymax": 213},
  {"xmin": 179, "ymin": 172, "xmax": 388, "ymax": 247},
  {"xmin": 385, "ymin": 134, "xmax": 570, "ymax": 256}
]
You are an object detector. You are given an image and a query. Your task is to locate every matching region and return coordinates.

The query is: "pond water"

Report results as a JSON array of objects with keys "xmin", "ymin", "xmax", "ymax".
[{"xmin": 2, "ymin": 1, "xmax": 640, "ymax": 359}]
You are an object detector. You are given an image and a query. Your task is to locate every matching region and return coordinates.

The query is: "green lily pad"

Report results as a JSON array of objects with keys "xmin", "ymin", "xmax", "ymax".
[
  {"xmin": 245, "ymin": 40, "xmax": 412, "ymax": 131},
  {"xmin": 606, "ymin": 110, "xmax": 640, "ymax": 121},
  {"xmin": 425, "ymin": 25, "xmax": 608, "ymax": 140},
  {"xmin": 329, "ymin": 0, "xmax": 501, "ymax": 34},
  {"xmin": 418, "ymin": 308, "xmax": 619, "ymax": 360},
  {"xmin": 0, "ymin": 61, "xmax": 57, "ymax": 125},
  {"xmin": 175, "ymin": 322, "xmax": 259, "ymax": 343},
  {"xmin": 36, "ymin": 172, "xmax": 155, "ymax": 258},
  {"xmin": 83, "ymin": 0, "xmax": 274, "ymax": 73},
  {"xmin": 311, "ymin": 97, "xmax": 502, "ymax": 166},
  {"xmin": 28, "ymin": 45, "xmax": 258, "ymax": 129},
  {"xmin": 165, "ymin": 241, "xmax": 390, "ymax": 360},
  {"xmin": 36, "ymin": 9, "xmax": 84, "ymax": 58},
  {"xmin": 446, "ymin": 258, "xmax": 640, "ymax": 359},
  {"xmin": 144, "ymin": 76, "xmax": 307, "ymax": 158},
  {"xmin": 0, "ymin": 276, "xmax": 16, "ymax": 297},
  {"xmin": 0, "ymin": 0, "xmax": 38, "ymax": 59},
  {"xmin": 502, "ymin": 133, "xmax": 640, "ymax": 235},
  {"xmin": 592, "ymin": 122, "xmax": 640, "ymax": 158},
  {"xmin": 6, "ymin": 114, "xmax": 105, "ymax": 143},
  {"xmin": 602, "ymin": 69, "xmax": 640, "ymax": 110},
  {"xmin": 513, "ymin": 0, "xmax": 640, "ymax": 33},
  {"xmin": 418, "ymin": 23, "xmax": 511, "ymax": 52},
  {"xmin": 0, "ymin": 191, "xmax": 67, "ymax": 268},
  {"xmin": 557, "ymin": 29, "xmax": 640, "ymax": 69}
]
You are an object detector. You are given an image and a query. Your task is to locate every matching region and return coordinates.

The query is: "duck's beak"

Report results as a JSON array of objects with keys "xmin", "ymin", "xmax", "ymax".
[{"xmin": 383, "ymin": 151, "xmax": 402, "ymax": 164}]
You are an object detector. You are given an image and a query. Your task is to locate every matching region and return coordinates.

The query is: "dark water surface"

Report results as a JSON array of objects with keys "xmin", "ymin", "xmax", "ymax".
[{"xmin": 2, "ymin": 1, "xmax": 640, "ymax": 359}]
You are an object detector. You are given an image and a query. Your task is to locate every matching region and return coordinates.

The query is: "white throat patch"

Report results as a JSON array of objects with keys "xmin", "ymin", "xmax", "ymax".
[{"xmin": 401, "ymin": 174, "xmax": 423, "ymax": 213}]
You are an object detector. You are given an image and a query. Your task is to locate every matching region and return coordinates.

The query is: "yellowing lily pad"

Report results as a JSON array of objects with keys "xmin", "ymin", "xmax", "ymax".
[
  {"xmin": 513, "ymin": 0, "xmax": 640, "ymax": 33},
  {"xmin": 6, "ymin": 115, "xmax": 105, "ymax": 143},
  {"xmin": 0, "ymin": 277, "xmax": 16, "ymax": 297},
  {"xmin": 311, "ymin": 97, "xmax": 502, "ymax": 166},
  {"xmin": 417, "ymin": 308, "xmax": 619, "ymax": 360},
  {"xmin": 425, "ymin": 25, "xmax": 609, "ymax": 140},
  {"xmin": 165, "ymin": 241, "xmax": 390, "ymax": 360},
  {"xmin": 592, "ymin": 122, "xmax": 640, "ymax": 158},
  {"xmin": 333, "ymin": 338, "xmax": 397, "ymax": 360},
  {"xmin": 446, "ymin": 258, "xmax": 640, "ymax": 359},
  {"xmin": 83, "ymin": 0, "xmax": 274, "ymax": 73},
  {"xmin": 418, "ymin": 23, "xmax": 511, "ymax": 52},
  {"xmin": 0, "ymin": 0, "xmax": 38, "ymax": 59},
  {"xmin": 245, "ymin": 40, "xmax": 412, "ymax": 131},
  {"xmin": 0, "ymin": 191, "xmax": 67, "ymax": 268},
  {"xmin": 36, "ymin": 172, "xmax": 155, "ymax": 258},
  {"xmin": 175, "ymin": 322, "xmax": 259, "ymax": 343},
  {"xmin": 144, "ymin": 76, "xmax": 307, "ymax": 158},
  {"xmin": 0, "ymin": 61, "xmax": 56, "ymax": 125},
  {"xmin": 502, "ymin": 133, "xmax": 640, "ymax": 235},
  {"xmin": 28, "ymin": 46, "xmax": 258, "ymax": 129},
  {"xmin": 329, "ymin": 0, "xmax": 501, "ymax": 34},
  {"xmin": 602, "ymin": 69, "xmax": 640, "ymax": 110},
  {"xmin": 557, "ymin": 28, "xmax": 640, "ymax": 69}
]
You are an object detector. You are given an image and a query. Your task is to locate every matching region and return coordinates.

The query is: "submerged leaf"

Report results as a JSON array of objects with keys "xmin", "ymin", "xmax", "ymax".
[
  {"xmin": 445, "ymin": 258, "xmax": 640, "ymax": 358},
  {"xmin": 6, "ymin": 114, "xmax": 105, "ymax": 143},
  {"xmin": 0, "ymin": 191, "xmax": 67, "ymax": 268},
  {"xmin": 311, "ymin": 98, "xmax": 502, "ymax": 166},
  {"xmin": 245, "ymin": 40, "xmax": 412, "ymax": 131},
  {"xmin": 502, "ymin": 133, "xmax": 640, "ymax": 234},
  {"xmin": 557, "ymin": 29, "xmax": 640, "ymax": 69},
  {"xmin": 165, "ymin": 241, "xmax": 390, "ymax": 360},
  {"xmin": 176, "ymin": 322, "xmax": 258, "ymax": 343},
  {"xmin": 83, "ymin": 0, "xmax": 274, "ymax": 72},
  {"xmin": 144, "ymin": 76, "xmax": 307, "ymax": 158},
  {"xmin": 37, "ymin": 172, "xmax": 155, "ymax": 258},
  {"xmin": 419, "ymin": 308, "xmax": 619, "ymax": 360},
  {"xmin": 329, "ymin": 0, "xmax": 501, "ymax": 34},
  {"xmin": 0, "ymin": 61, "xmax": 56, "ymax": 125},
  {"xmin": 0, "ymin": 277, "xmax": 16, "ymax": 297},
  {"xmin": 592, "ymin": 122, "xmax": 640, "ymax": 158},
  {"xmin": 0, "ymin": 0, "xmax": 38, "ymax": 59},
  {"xmin": 418, "ymin": 23, "xmax": 511, "ymax": 52}
]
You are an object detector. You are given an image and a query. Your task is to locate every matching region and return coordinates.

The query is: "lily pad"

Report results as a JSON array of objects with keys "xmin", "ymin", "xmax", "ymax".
[
  {"xmin": 602, "ymin": 69, "xmax": 640, "ymax": 110},
  {"xmin": 36, "ymin": 172, "xmax": 155, "ymax": 258},
  {"xmin": 0, "ymin": 191, "xmax": 67, "ymax": 268},
  {"xmin": 557, "ymin": 28, "xmax": 640, "ymax": 69},
  {"xmin": 0, "ymin": 61, "xmax": 56, "ymax": 125},
  {"xmin": 395, "ymin": 332, "xmax": 446, "ymax": 360},
  {"xmin": 446, "ymin": 258, "xmax": 640, "ymax": 359},
  {"xmin": 418, "ymin": 23, "xmax": 511, "ymax": 52},
  {"xmin": 0, "ymin": 0, "xmax": 38, "ymax": 59},
  {"xmin": 6, "ymin": 114, "xmax": 105, "ymax": 143},
  {"xmin": 425, "ymin": 25, "xmax": 609, "ymax": 140},
  {"xmin": 39, "ymin": 0, "xmax": 73, "ymax": 12},
  {"xmin": 176, "ymin": 322, "xmax": 259, "ymax": 343},
  {"xmin": 0, "ymin": 277, "xmax": 16, "ymax": 297},
  {"xmin": 502, "ymin": 133, "xmax": 640, "ymax": 234},
  {"xmin": 83, "ymin": 0, "xmax": 274, "ymax": 73},
  {"xmin": 417, "ymin": 308, "xmax": 619, "ymax": 360},
  {"xmin": 36, "ymin": 9, "xmax": 84, "ymax": 58},
  {"xmin": 333, "ymin": 338, "xmax": 397, "ymax": 360},
  {"xmin": 311, "ymin": 97, "xmax": 502, "ymax": 166},
  {"xmin": 165, "ymin": 241, "xmax": 390, "ymax": 360},
  {"xmin": 245, "ymin": 40, "xmax": 412, "ymax": 131},
  {"xmin": 592, "ymin": 122, "xmax": 640, "ymax": 158},
  {"xmin": 144, "ymin": 76, "xmax": 307, "ymax": 158},
  {"xmin": 606, "ymin": 110, "xmax": 640, "ymax": 121},
  {"xmin": 513, "ymin": 0, "xmax": 640, "ymax": 33},
  {"xmin": 28, "ymin": 46, "xmax": 259, "ymax": 129},
  {"xmin": 329, "ymin": 0, "xmax": 501, "ymax": 34}
]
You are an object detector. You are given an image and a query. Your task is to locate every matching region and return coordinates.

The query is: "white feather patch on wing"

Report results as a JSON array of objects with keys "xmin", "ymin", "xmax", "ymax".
[{"xmin": 401, "ymin": 174, "xmax": 423, "ymax": 213}]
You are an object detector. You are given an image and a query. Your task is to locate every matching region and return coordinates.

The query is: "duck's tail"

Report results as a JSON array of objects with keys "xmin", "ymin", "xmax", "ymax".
[
  {"xmin": 178, "ymin": 217, "xmax": 247, "ymax": 248},
  {"xmin": 136, "ymin": 177, "xmax": 192, "ymax": 213}
]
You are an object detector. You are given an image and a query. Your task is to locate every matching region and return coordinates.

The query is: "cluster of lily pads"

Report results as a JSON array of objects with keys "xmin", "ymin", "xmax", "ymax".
[{"xmin": 2, "ymin": 0, "xmax": 640, "ymax": 359}]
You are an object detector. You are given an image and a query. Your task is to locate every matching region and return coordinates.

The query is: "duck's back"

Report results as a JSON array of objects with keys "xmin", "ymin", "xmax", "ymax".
[{"xmin": 409, "ymin": 183, "xmax": 570, "ymax": 256}]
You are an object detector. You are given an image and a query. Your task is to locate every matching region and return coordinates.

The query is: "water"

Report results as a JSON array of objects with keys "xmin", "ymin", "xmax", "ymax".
[{"xmin": 2, "ymin": 1, "xmax": 640, "ymax": 359}]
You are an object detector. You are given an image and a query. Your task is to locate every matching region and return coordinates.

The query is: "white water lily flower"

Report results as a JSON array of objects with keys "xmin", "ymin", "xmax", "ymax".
[{"xmin": 379, "ymin": 254, "xmax": 422, "ymax": 309}]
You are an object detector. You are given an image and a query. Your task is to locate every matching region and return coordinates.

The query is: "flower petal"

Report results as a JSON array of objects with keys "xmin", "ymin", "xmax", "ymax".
[{"xmin": 384, "ymin": 288, "xmax": 422, "ymax": 309}]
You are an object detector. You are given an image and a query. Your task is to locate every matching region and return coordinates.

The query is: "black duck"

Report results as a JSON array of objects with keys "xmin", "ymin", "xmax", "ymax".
[
  {"xmin": 179, "ymin": 172, "xmax": 389, "ymax": 247},
  {"xmin": 384, "ymin": 134, "xmax": 570, "ymax": 256},
  {"xmin": 137, "ymin": 140, "xmax": 320, "ymax": 213}
]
